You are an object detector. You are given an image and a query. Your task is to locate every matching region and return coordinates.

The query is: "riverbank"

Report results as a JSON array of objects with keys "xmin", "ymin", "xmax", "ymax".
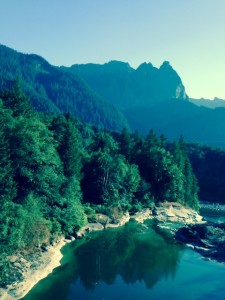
[
  {"xmin": 76, "ymin": 202, "xmax": 204, "ymax": 236},
  {"xmin": 0, "ymin": 202, "xmax": 204, "ymax": 300},
  {"xmin": 0, "ymin": 238, "xmax": 69, "ymax": 300}
]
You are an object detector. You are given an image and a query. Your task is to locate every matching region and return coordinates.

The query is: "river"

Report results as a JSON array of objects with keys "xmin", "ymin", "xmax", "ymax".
[{"xmin": 23, "ymin": 219, "xmax": 225, "ymax": 300}]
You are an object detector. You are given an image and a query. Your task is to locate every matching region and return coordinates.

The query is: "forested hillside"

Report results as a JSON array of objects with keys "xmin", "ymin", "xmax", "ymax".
[
  {"xmin": 2, "ymin": 44, "xmax": 225, "ymax": 289},
  {"xmin": 0, "ymin": 85, "xmax": 198, "ymax": 286},
  {"xmin": 124, "ymin": 99, "xmax": 225, "ymax": 147},
  {"xmin": 3, "ymin": 44, "xmax": 225, "ymax": 147},
  {"xmin": 187, "ymin": 144, "xmax": 225, "ymax": 204},
  {"xmin": 0, "ymin": 44, "xmax": 128, "ymax": 131}
]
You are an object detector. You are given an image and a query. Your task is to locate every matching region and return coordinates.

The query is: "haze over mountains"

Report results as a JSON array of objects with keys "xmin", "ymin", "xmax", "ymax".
[
  {"xmin": 1, "ymin": 44, "xmax": 225, "ymax": 147},
  {"xmin": 190, "ymin": 97, "xmax": 225, "ymax": 109},
  {"xmin": 66, "ymin": 60, "xmax": 225, "ymax": 147}
]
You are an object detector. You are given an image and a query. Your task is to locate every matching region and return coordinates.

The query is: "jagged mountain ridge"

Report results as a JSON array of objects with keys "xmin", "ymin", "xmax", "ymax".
[
  {"xmin": 2, "ymin": 44, "xmax": 225, "ymax": 147},
  {"xmin": 65, "ymin": 60, "xmax": 225, "ymax": 147},
  {"xmin": 66, "ymin": 60, "xmax": 188, "ymax": 109}
]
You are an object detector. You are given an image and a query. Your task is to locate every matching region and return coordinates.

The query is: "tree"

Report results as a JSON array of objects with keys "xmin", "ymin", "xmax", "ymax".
[
  {"xmin": 136, "ymin": 132, "xmax": 186, "ymax": 204},
  {"xmin": 51, "ymin": 114, "xmax": 84, "ymax": 179},
  {"xmin": 171, "ymin": 137, "xmax": 199, "ymax": 209},
  {"xmin": 17, "ymin": 193, "xmax": 52, "ymax": 249},
  {"xmin": 10, "ymin": 115, "xmax": 64, "ymax": 210},
  {"xmin": 51, "ymin": 114, "xmax": 87, "ymax": 232},
  {"xmin": 0, "ymin": 100, "xmax": 17, "ymax": 259},
  {"xmin": 118, "ymin": 128, "xmax": 132, "ymax": 159},
  {"xmin": 60, "ymin": 176, "xmax": 87, "ymax": 233},
  {"xmin": 82, "ymin": 148, "xmax": 140, "ymax": 210},
  {"xmin": 0, "ymin": 100, "xmax": 16, "ymax": 202},
  {"xmin": 0, "ymin": 79, "xmax": 34, "ymax": 118},
  {"xmin": 143, "ymin": 129, "xmax": 160, "ymax": 150}
]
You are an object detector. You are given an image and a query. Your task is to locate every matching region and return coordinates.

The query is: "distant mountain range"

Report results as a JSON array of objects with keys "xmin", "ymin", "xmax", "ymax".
[
  {"xmin": 190, "ymin": 97, "xmax": 225, "ymax": 109},
  {"xmin": 65, "ymin": 60, "xmax": 225, "ymax": 147},
  {"xmin": 1, "ymin": 44, "xmax": 225, "ymax": 147}
]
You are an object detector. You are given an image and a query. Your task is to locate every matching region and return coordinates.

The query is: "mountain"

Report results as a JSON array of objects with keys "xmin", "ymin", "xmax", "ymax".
[
  {"xmin": 66, "ymin": 60, "xmax": 188, "ymax": 109},
  {"xmin": 0, "ymin": 44, "xmax": 128, "ymax": 131},
  {"xmin": 124, "ymin": 99, "xmax": 225, "ymax": 147},
  {"xmin": 190, "ymin": 97, "xmax": 225, "ymax": 109},
  {"xmin": 66, "ymin": 60, "xmax": 225, "ymax": 147},
  {"xmin": 2, "ymin": 44, "xmax": 225, "ymax": 147}
]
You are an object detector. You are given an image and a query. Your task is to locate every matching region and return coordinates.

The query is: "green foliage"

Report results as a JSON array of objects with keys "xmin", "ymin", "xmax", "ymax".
[
  {"xmin": 0, "ymin": 84, "xmax": 200, "ymax": 284},
  {"xmin": 0, "ymin": 255, "xmax": 14, "ymax": 287},
  {"xmin": 117, "ymin": 127, "xmax": 132, "ymax": 159},
  {"xmin": 1, "ymin": 79, "xmax": 34, "ymax": 117},
  {"xmin": 60, "ymin": 176, "xmax": 87, "ymax": 233},
  {"xmin": 0, "ymin": 44, "xmax": 128, "ymax": 131},
  {"xmin": 171, "ymin": 138, "xmax": 199, "ymax": 210},
  {"xmin": 130, "ymin": 131, "xmax": 199, "ymax": 208},
  {"xmin": 0, "ymin": 100, "xmax": 16, "ymax": 202},
  {"xmin": 82, "ymin": 134, "xmax": 141, "ymax": 211},
  {"xmin": 19, "ymin": 193, "xmax": 52, "ymax": 249},
  {"xmin": 187, "ymin": 143, "xmax": 225, "ymax": 204},
  {"xmin": 51, "ymin": 114, "xmax": 83, "ymax": 179}
]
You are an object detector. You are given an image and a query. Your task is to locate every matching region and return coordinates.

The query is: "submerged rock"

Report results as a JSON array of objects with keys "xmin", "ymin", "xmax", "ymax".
[{"xmin": 176, "ymin": 222, "xmax": 225, "ymax": 262}]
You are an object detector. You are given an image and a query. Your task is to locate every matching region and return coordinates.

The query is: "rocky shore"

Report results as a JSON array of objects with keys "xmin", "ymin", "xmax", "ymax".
[
  {"xmin": 0, "ymin": 202, "xmax": 205, "ymax": 300},
  {"xmin": 76, "ymin": 202, "xmax": 204, "ymax": 238},
  {"xmin": 176, "ymin": 222, "xmax": 225, "ymax": 262},
  {"xmin": 0, "ymin": 239, "xmax": 69, "ymax": 300}
]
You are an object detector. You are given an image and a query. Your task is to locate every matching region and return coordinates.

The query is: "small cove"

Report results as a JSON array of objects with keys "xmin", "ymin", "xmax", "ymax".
[{"xmin": 23, "ymin": 220, "xmax": 225, "ymax": 300}]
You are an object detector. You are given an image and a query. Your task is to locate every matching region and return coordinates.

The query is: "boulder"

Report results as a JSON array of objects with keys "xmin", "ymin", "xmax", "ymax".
[
  {"xmin": 65, "ymin": 235, "xmax": 74, "ymax": 241},
  {"xmin": 87, "ymin": 223, "xmax": 104, "ymax": 231},
  {"xmin": 176, "ymin": 222, "xmax": 225, "ymax": 262},
  {"xmin": 154, "ymin": 202, "xmax": 204, "ymax": 224}
]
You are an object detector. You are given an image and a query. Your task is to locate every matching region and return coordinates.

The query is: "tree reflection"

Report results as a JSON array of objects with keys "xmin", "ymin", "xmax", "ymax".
[
  {"xmin": 23, "ymin": 220, "xmax": 181, "ymax": 300},
  {"xmin": 76, "ymin": 220, "xmax": 180, "ymax": 290}
]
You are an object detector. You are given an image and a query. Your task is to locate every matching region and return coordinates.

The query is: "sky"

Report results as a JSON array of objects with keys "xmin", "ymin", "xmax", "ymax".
[{"xmin": 0, "ymin": 0, "xmax": 225, "ymax": 99}]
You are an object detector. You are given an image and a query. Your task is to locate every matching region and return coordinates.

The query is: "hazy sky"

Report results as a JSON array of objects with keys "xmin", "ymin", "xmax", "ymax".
[{"xmin": 1, "ymin": 0, "xmax": 225, "ymax": 99}]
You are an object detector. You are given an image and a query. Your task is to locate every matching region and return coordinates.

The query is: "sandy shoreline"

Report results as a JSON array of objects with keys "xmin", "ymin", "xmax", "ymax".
[{"xmin": 0, "ymin": 238, "xmax": 68, "ymax": 300}]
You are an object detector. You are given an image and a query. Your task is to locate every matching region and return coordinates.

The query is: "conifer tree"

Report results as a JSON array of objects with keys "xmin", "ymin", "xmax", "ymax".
[
  {"xmin": 118, "ymin": 127, "xmax": 132, "ymax": 159},
  {"xmin": 0, "ymin": 79, "xmax": 33, "ymax": 118},
  {"xmin": 0, "ymin": 101, "xmax": 16, "ymax": 202},
  {"xmin": 171, "ymin": 137, "xmax": 199, "ymax": 209},
  {"xmin": 51, "ymin": 114, "xmax": 83, "ymax": 179},
  {"xmin": 63, "ymin": 115, "xmax": 83, "ymax": 179},
  {"xmin": 0, "ymin": 100, "xmax": 18, "ymax": 266},
  {"xmin": 51, "ymin": 114, "xmax": 86, "ymax": 231}
]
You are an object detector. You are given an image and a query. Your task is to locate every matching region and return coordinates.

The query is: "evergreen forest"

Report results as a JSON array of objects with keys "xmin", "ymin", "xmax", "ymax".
[{"xmin": 0, "ymin": 84, "xmax": 199, "ymax": 285}]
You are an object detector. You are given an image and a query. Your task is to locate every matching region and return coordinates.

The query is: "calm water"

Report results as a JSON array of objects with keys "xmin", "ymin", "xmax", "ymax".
[{"xmin": 23, "ymin": 220, "xmax": 225, "ymax": 300}]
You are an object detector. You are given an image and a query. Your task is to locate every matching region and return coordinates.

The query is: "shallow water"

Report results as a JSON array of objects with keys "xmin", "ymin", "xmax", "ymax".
[{"xmin": 23, "ymin": 220, "xmax": 225, "ymax": 300}]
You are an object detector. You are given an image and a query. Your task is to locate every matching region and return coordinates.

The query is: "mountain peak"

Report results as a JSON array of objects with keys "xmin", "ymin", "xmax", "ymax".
[
  {"xmin": 136, "ymin": 62, "xmax": 155, "ymax": 72},
  {"xmin": 160, "ymin": 61, "xmax": 172, "ymax": 70},
  {"xmin": 68, "ymin": 59, "xmax": 188, "ymax": 108}
]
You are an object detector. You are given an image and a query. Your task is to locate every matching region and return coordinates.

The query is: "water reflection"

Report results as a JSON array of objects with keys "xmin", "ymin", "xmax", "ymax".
[
  {"xmin": 23, "ymin": 220, "xmax": 181, "ymax": 300},
  {"xmin": 76, "ymin": 221, "xmax": 180, "ymax": 290}
]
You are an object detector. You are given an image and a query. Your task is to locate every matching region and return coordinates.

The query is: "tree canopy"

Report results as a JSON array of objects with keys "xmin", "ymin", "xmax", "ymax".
[{"xmin": 0, "ymin": 84, "xmax": 199, "ymax": 287}]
